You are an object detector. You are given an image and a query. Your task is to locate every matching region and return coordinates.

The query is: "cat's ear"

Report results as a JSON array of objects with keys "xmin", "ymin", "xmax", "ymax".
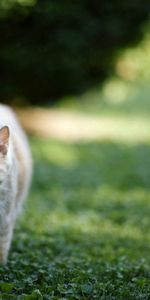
[{"xmin": 0, "ymin": 126, "xmax": 9, "ymax": 155}]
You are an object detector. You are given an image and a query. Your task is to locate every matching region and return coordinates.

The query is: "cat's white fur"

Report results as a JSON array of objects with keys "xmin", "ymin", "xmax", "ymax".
[{"xmin": 0, "ymin": 104, "xmax": 32, "ymax": 264}]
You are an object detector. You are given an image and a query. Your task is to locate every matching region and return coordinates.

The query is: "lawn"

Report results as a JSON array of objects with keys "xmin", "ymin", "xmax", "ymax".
[
  {"xmin": 1, "ymin": 36, "xmax": 150, "ymax": 299},
  {"xmin": 0, "ymin": 132, "xmax": 150, "ymax": 299}
]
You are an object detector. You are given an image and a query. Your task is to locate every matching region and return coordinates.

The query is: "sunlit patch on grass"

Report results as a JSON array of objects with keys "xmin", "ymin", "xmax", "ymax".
[
  {"xmin": 31, "ymin": 139, "xmax": 78, "ymax": 166},
  {"xmin": 102, "ymin": 79, "xmax": 129, "ymax": 103}
]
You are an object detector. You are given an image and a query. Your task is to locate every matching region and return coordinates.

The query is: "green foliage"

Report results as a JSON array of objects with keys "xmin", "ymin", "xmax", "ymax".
[
  {"xmin": 0, "ymin": 0, "xmax": 36, "ymax": 12},
  {"xmin": 0, "ymin": 0, "xmax": 149, "ymax": 103}
]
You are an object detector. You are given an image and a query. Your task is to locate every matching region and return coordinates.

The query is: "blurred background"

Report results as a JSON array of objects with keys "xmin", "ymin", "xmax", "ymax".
[{"xmin": 0, "ymin": 0, "xmax": 150, "ymax": 105}]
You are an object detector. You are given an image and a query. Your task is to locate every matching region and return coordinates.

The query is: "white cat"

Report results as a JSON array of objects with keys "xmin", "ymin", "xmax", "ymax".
[{"xmin": 0, "ymin": 104, "xmax": 32, "ymax": 264}]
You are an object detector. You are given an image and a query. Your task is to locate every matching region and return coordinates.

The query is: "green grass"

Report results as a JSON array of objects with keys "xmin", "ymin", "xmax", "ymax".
[{"xmin": 1, "ymin": 135, "xmax": 150, "ymax": 299}]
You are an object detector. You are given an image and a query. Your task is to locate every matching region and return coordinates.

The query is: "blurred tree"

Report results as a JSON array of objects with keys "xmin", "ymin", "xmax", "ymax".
[{"xmin": 0, "ymin": 0, "xmax": 150, "ymax": 104}]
